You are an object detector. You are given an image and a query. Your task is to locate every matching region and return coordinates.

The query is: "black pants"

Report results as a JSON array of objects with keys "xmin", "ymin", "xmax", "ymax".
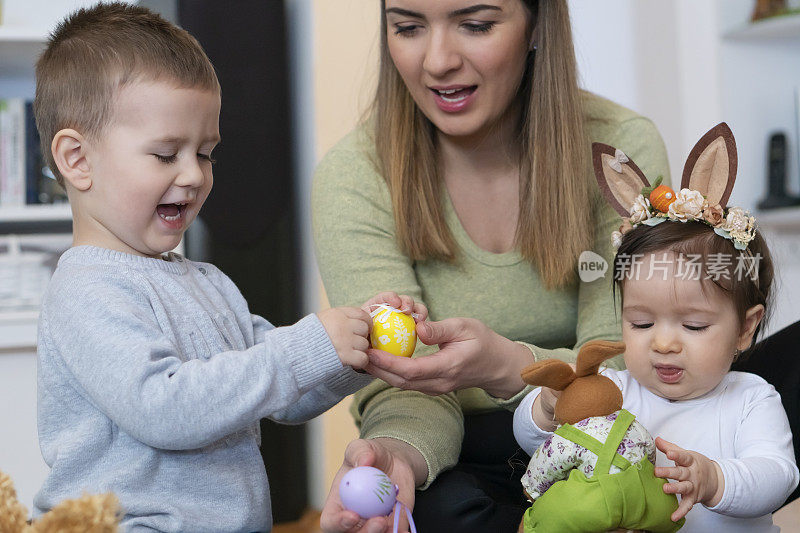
[
  {"xmin": 412, "ymin": 409, "xmax": 531, "ymax": 532},
  {"xmin": 732, "ymin": 319, "xmax": 800, "ymax": 505}
]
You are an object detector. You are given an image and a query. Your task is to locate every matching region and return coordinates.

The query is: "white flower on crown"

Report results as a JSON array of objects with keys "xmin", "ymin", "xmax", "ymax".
[
  {"xmin": 722, "ymin": 207, "xmax": 750, "ymax": 233},
  {"xmin": 629, "ymin": 195, "xmax": 652, "ymax": 224},
  {"xmin": 668, "ymin": 188, "xmax": 706, "ymax": 221},
  {"xmin": 721, "ymin": 207, "xmax": 757, "ymax": 247},
  {"xmin": 611, "ymin": 231, "xmax": 624, "ymax": 249}
]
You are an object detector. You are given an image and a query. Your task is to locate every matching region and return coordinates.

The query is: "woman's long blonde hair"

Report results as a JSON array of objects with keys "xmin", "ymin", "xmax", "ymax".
[{"xmin": 370, "ymin": 0, "xmax": 592, "ymax": 289}]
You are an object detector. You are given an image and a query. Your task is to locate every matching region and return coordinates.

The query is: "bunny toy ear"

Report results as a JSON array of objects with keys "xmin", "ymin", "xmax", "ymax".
[
  {"xmin": 521, "ymin": 359, "xmax": 576, "ymax": 391},
  {"xmin": 575, "ymin": 340, "xmax": 626, "ymax": 378},
  {"xmin": 681, "ymin": 122, "xmax": 737, "ymax": 208},
  {"xmin": 592, "ymin": 143, "xmax": 651, "ymax": 217}
]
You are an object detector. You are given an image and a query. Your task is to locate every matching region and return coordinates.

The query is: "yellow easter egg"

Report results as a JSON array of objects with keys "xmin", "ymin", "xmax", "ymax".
[{"xmin": 370, "ymin": 308, "xmax": 417, "ymax": 357}]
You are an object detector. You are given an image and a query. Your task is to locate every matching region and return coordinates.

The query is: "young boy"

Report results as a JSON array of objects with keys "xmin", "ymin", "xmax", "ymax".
[{"xmin": 32, "ymin": 3, "xmax": 424, "ymax": 531}]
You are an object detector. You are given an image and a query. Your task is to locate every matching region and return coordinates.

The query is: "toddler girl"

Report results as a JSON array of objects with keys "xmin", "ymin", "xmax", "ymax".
[{"xmin": 513, "ymin": 124, "xmax": 799, "ymax": 532}]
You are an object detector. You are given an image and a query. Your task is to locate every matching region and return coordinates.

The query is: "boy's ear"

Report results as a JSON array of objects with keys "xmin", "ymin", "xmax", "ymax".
[
  {"xmin": 52, "ymin": 128, "xmax": 92, "ymax": 191},
  {"xmin": 738, "ymin": 304, "xmax": 765, "ymax": 351}
]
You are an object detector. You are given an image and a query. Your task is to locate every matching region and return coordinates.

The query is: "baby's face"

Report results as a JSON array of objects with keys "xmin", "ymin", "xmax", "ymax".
[
  {"xmin": 78, "ymin": 79, "xmax": 220, "ymax": 257},
  {"xmin": 620, "ymin": 252, "xmax": 741, "ymax": 401}
]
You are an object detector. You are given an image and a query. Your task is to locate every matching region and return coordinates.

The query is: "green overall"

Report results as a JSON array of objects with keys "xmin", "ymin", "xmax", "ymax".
[{"xmin": 522, "ymin": 410, "xmax": 684, "ymax": 532}]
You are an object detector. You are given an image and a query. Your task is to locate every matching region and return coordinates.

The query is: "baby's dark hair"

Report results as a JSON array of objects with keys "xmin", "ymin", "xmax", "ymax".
[{"xmin": 613, "ymin": 221, "xmax": 774, "ymax": 346}]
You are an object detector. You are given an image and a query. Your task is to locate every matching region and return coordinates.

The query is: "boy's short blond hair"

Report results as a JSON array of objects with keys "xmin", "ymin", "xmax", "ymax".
[{"xmin": 34, "ymin": 2, "xmax": 220, "ymax": 186}]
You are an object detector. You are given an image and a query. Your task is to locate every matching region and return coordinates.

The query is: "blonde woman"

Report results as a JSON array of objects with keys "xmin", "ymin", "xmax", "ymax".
[{"xmin": 312, "ymin": 1, "xmax": 669, "ymax": 531}]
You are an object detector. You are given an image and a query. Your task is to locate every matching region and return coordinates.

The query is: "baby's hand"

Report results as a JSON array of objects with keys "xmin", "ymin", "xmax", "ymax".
[
  {"xmin": 361, "ymin": 291, "xmax": 428, "ymax": 323},
  {"xmin": 317, "ymin": 307, "xmax": 372, "ymax": 370},
  {"xmin": 532, "ymin": 387, "xmax": 561, "ymax": 432},
  {"xmin": 654, "ymin": 437, "xmax": 725, "ymax": 522}
]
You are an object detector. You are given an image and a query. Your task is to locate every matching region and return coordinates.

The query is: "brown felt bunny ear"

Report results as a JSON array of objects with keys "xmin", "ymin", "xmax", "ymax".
[
  {"xmin": 575, "ymin": 340, "xmax": 626, "ymax": 378},
  {"xmin": 592, "ymin": 143, "xmax": 651, "ymax": 217},
  {"xmin": 521, "ymin": 359, "xmax": 576, "ymax": 391},
  {"xmin": 555, "ymin": 340, "xmax": 626, "ymax": 424},
  {"xmin": 681, "ymin": 122, "xmax": 737, "ymax": 209}
]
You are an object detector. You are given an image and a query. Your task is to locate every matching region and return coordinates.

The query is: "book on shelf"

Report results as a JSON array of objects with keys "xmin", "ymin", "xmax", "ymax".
[{"xmin": 0, "ymin": 97, "xmax": 68, "ymax": 208}]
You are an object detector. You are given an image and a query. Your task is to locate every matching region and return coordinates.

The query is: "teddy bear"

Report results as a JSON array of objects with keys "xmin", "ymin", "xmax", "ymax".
[{"xmin": 0, "ymin": 470, "xmax": 121, "ymax": 533}]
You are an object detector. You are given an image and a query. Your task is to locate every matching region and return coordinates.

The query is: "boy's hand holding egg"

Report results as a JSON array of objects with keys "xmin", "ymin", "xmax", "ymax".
[{"xmin": 319, "ymin": 292, "xmax": 426, "ymax": 371}]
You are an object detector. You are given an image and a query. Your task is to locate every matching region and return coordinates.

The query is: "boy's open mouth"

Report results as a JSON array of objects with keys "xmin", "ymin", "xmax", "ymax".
[{"xmin": 157, "ymin": 202, "xmax": 187, "ymax": 222}]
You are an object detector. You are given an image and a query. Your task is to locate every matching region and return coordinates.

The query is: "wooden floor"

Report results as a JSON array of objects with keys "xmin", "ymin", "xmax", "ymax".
[{"xmin": 272, "ymin": 509, "xmax": 323, "ymax": 533}]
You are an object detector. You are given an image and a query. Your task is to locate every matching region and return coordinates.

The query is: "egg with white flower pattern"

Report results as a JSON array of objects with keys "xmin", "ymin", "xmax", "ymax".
[{"xmin": 370, "ymin": 308, "xmax": 416, "ymax": 357}]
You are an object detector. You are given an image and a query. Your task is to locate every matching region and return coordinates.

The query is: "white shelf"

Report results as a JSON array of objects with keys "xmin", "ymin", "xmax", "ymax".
[
  {"xmin": 0, "ymin": 204, "xmax": 71, "ymax": 223},
  {"xmin": 724, "ymin": 13, "xmax": 800, "ymax": 41},
  {"xmin": 0, "ymin": 25, "xmax": 48, "ymax": 77}
]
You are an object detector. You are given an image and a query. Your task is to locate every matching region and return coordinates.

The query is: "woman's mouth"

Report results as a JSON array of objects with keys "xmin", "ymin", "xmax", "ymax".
[
  {"xmin": 430, "ymin": 86, "xmax": 477, "ymax": 112},
  {"xmin": 655, "ymin": 365, "xmax": 683, "ymax": 384}
]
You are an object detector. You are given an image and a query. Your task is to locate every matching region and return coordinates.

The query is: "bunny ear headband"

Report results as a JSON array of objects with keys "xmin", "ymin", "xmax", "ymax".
[{"xmin": 592, "ymin": 122, "xmax": 757, "ymax": 250}]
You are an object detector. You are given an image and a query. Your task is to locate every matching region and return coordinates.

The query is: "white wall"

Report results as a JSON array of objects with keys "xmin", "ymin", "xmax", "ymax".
[
  {"xmin": 570, "ymin": 0, "xmax": 800, "ymax": 336},
  {"xmin": 569, "ymin": 0, "xmax": 723, "ymax": 192}
]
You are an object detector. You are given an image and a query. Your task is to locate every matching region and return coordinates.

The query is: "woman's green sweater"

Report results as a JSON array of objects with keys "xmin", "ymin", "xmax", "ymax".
[{"xmin": 311, "ymin": 93, "xmax": 670, "ymax": 488}]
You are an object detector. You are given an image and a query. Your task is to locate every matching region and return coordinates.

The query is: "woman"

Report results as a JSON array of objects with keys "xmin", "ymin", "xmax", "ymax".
[{"xmin": 312, "ymin": 0, "xmax": 670, "ymax": 531}]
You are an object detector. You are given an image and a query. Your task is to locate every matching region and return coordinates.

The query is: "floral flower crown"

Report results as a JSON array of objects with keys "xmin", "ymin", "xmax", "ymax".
[
  {"xmin": 592, "ymin": 123, "xmax": 757, "ymax": 252},
  {"xmin": 610, "ymin": 175, "xmax": 757, "ymax": 250}
]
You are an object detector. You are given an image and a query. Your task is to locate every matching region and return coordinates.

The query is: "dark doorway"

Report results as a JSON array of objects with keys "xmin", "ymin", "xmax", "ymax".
[{"xmin": 179, "ymin": 0, "xmax": 308, "ymax": 522}]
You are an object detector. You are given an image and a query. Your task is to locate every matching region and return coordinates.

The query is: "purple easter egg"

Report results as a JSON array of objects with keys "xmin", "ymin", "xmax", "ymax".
[{"xmin": 339, "ymin": 466, "xmax": 398, "ymax": 518}]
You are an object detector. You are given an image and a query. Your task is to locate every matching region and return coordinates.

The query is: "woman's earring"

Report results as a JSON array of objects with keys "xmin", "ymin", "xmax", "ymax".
[{"xmin": 529, "ymin": 24, "xmax": 539, "ymax": 52}]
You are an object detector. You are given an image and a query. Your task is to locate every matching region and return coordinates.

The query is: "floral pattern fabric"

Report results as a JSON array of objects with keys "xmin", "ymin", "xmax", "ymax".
[{"xmin": 521, "ymin": 411, "xmax": 655, "ymax": 501}]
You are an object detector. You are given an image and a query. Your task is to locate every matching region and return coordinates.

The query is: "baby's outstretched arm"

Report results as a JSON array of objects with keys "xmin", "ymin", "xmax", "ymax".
[{"xmin": 655, "ymin": 437, "xmax": 724, "ymax": 522}]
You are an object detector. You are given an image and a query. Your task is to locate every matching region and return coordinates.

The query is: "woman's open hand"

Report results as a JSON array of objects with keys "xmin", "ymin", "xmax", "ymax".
[
  {"xmin": 364, "ymin": 317, "xmax": 534, "ymax": 399},
  {"xmin": 320, "ymin": 438, "xmax": 425, "ymax": 533}
]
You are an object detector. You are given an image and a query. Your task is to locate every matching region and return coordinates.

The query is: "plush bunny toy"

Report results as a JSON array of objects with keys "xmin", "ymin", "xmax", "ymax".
[{"xmin": 518, "ymin": 340, "xmax": 683, "ymax": 533}]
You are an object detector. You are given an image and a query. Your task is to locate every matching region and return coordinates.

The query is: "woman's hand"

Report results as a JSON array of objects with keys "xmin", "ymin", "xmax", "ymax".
[
  {"xmin": 654, "ymin": 437, "xmax": 725, "ymax": 522},
  {"xmin": 364, "ymin": 317, "xmax": 534, "ymax": 399},
  {"xmin": 360, "ymin": 292, "xmax": 428, "ymax": 322},
  {"xmin": 320, "ymin": 438, "xmax": 427, "ymax": 533}
]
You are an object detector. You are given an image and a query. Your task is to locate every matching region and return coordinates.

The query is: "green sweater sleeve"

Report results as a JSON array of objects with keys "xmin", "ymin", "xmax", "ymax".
[
  {"xmin": 311, "ymin": 131, "xmax": 463, "ymax": 488},
  {"xmin": 520, "ymin": 115, "xmax": 671, "ymax": 372}
]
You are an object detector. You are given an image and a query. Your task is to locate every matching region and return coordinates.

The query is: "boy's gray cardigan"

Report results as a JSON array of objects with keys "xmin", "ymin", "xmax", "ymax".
[{"xmin": 35, "ymin": 246, "xmax": 372, "ymax": 532}]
